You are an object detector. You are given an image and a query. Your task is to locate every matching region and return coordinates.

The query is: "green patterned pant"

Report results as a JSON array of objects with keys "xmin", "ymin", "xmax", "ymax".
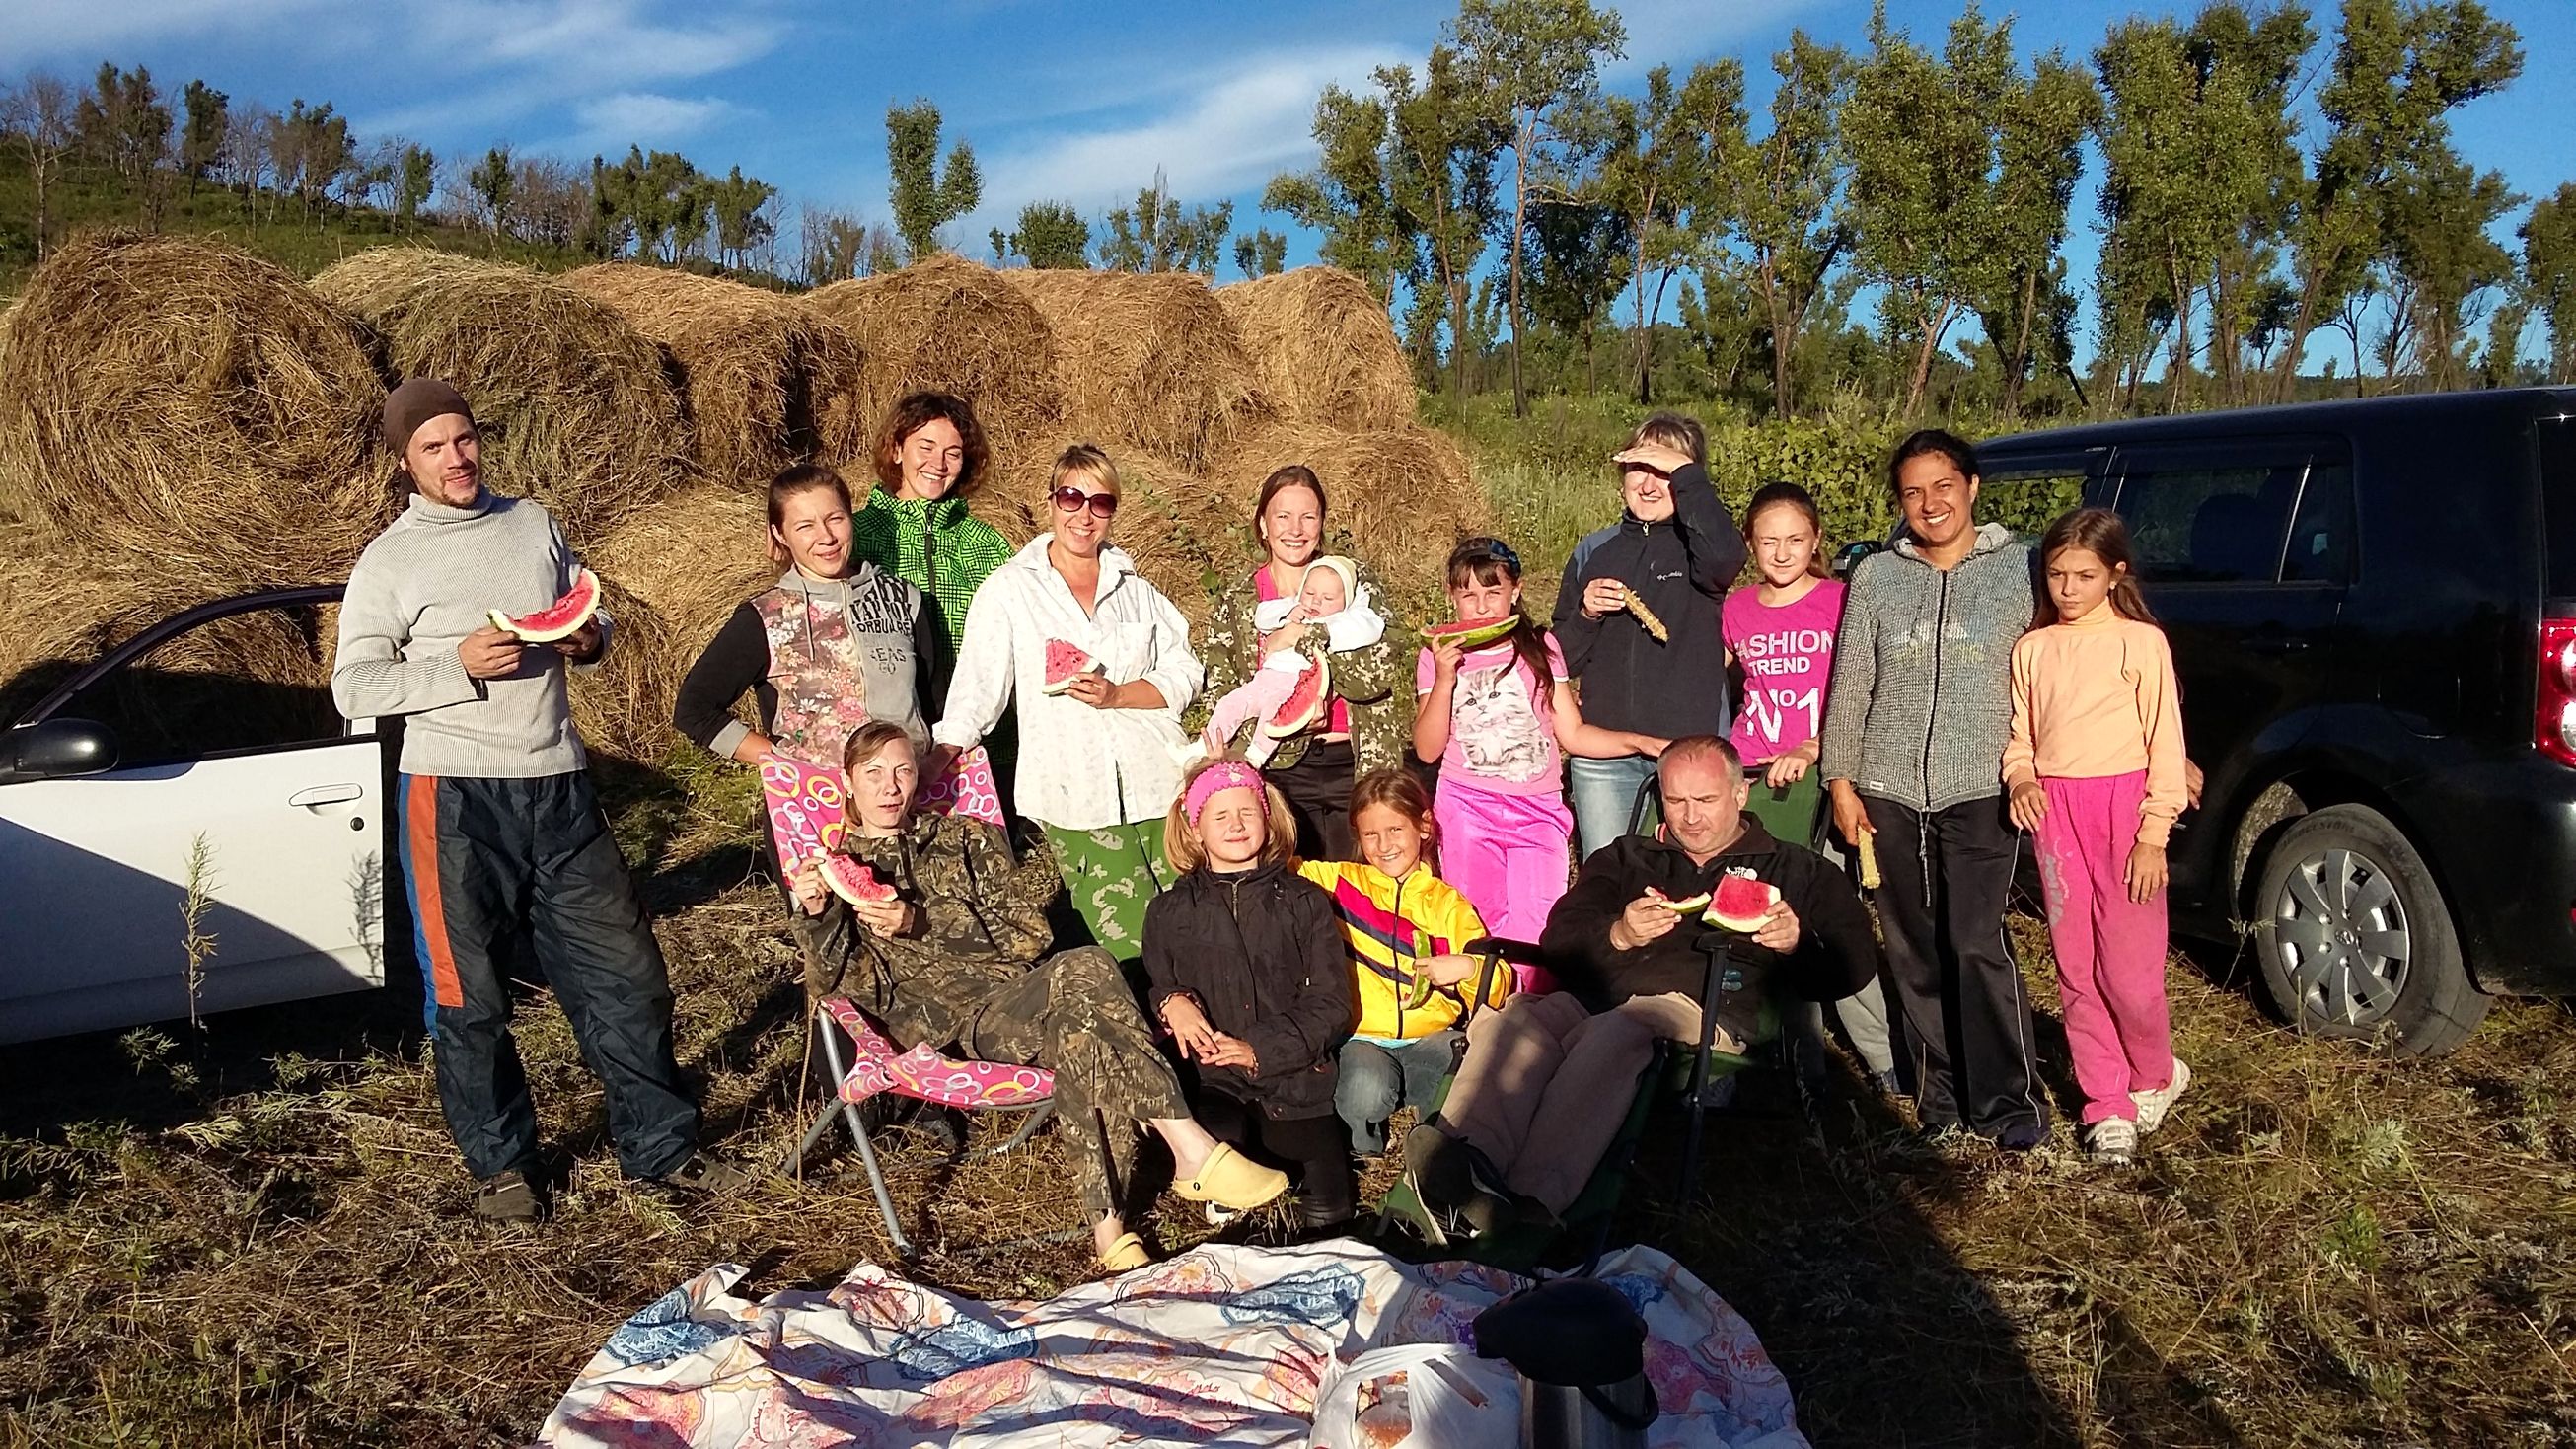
[{"xmin": 1038, "ymin": 821, "xmax": 1174, "ymax": 963}]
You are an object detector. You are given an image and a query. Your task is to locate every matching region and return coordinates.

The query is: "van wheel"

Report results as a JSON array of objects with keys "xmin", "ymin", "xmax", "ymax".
[{"xmin": 2250, "ymin": 804, "xmax": 2488, "ymax": 1056}]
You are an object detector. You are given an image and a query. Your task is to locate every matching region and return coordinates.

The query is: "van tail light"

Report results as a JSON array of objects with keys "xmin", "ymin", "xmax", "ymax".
[{"xmin": 2539, "ymin": 618, "xmax": 2576, "ymax": 767}]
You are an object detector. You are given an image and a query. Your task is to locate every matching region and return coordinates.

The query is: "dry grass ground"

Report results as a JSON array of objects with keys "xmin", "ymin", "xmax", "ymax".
[{"xmin": 5, "ymin": 422, "xmax": 2575, "ymax": 1446}]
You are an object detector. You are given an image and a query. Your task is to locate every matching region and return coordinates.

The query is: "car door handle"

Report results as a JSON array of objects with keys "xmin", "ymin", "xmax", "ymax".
[
  {"xmin": 2246, "ymin": 636, "xmax": 2310, "ymax": 656},
  {"xmin": 288, "ymin": 784, "xmax": 364, "ymax": 808}
]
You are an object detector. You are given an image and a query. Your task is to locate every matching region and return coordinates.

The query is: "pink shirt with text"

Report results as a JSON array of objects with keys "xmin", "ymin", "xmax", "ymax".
[{"xmin": 1722, "ymin": 578, "xmax": 1845, "ymax": 764}]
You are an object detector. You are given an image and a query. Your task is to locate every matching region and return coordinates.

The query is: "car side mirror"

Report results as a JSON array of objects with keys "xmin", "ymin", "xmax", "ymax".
[
  {"xmin": 3, "ymin": 717, "xmax": 118, "ymax": 782},
  {"xmin": 1833, "ymin": 541, "xmax": 1883, "ymax": 579}
]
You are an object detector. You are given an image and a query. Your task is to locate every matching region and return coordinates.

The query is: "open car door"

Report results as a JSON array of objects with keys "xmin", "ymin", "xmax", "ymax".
[{"xmin": 0, "ymin": 587, "xmax": 394, "ymax": 1045}]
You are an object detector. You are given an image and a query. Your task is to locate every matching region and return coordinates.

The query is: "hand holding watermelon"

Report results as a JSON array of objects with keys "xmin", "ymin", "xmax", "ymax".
[
  {"xmin": 1612, "ymin": 890, "xmax": 1687, "ymax": 951},
  {"xmin": 458, "ymin": 625, "xmax": 524, "ymax": 680}
]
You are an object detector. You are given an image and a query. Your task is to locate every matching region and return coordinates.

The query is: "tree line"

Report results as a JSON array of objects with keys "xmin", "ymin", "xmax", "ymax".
[{"xmin": 1265, "ymin": 0, "xmax": 2576, "ymax": 420}]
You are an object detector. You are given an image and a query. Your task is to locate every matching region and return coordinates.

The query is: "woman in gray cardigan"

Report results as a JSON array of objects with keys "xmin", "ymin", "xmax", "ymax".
[{"xmin": 1819, "ymin": 429, "xmax": 2050, "ymax": 1150}]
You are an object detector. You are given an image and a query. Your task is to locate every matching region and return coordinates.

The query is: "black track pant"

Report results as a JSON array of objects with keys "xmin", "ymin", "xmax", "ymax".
[
  {"xmin": 397, "ymin": 770, "xmax": 699, "ymax": 1182},
  {"xmin": 1195, "ymin": 1091, "xmax": 1357, "ymax": 1230},
  {"xmin": 1862, "ymin": 793, "xmax": 2049, "ymax": 1142}
]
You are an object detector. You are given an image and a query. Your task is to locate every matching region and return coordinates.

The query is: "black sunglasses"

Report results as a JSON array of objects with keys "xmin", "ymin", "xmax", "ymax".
[{"xmin": 1050, "ymin": 485, "xmax": 1119, "ymax": 519}]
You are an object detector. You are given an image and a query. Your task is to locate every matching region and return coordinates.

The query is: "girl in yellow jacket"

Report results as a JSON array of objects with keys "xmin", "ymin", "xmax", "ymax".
[{"xmin": 1300, "ymin": 769, "xmax": 1513, "ymax": 1155}]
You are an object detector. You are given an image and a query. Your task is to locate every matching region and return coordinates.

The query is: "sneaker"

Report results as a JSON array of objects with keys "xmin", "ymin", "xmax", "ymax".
[
  {"xmin": 1401, "ymin": 1123, "xmax": 1474, "ymax": 1212},
  {"xmin": 2087, "ymin": 1118, "xmax": 2139, "ymax": 1165},
  {"xmin": 654, "ymin": 1150, "xmax": 751, "ymax": 1195},
  {"xmin": 2131, "ymin": 1057, "xmax": 2191, "ymax": 1135},
  {"xmin": 1870, "ymin": 1069, "xmax": 1903, "ymax": 1099},
  {"xmin": 472, "ymin": 1168, "xmax": 542, "ymax": 1225},
  {"xmin": 1204, "ymin": 1201, "xmax": 1239, "ymax": 1227},
  {"xmin": 1992, "ymin": 1120, "xmax": 2048, "ymax": 1153}
]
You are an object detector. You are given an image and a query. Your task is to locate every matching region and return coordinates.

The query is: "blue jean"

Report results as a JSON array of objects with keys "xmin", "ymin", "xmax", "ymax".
[
  {"xmin": 1336, "ymin": 1033, "xmax": 1463, "ymax": 1155},
  {"xmin": 1568, "ymin": 754, "xmax": 1660, "ymax": 861}
]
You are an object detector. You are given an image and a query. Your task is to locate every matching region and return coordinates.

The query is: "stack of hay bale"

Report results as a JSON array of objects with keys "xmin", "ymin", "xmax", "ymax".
[{"xmin": 0, "ymin": 239, "xmax": 1479, "ymax": 764}]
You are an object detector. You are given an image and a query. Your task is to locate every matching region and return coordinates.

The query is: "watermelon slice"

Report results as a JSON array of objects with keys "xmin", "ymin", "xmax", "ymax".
[
  {"xmin": 488, "ymin": 567, "xmax": 601, "ymax": 643},
  {"xmin": 1262, "ymin": 655, "xmax": 1332, "ymax": 737},
  {"xmin": 1040, "ymin": 638, "xmax": 1098, "ymax": 695},
  {"xmin": 821, "ymin": 855, "xmax": 897, "ymax": 906},
  {"xmin": 1423, "ymin": 615, "xmax": 1521, "ymax": 651},
  {"xmin": 1403, "ymin": 926, "xmax": 1439, "ymax": 1008},
  {"xmin": 1648, "ymin": 888, "xmax": 1712, "ymax": 913},
  {"xmin": 1703, "ymin": 875, "xmax": 1782, "ymax": 932}
]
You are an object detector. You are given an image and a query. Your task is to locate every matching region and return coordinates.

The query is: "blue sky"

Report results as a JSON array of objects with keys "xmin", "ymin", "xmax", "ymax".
[{"xmin": 8, "ymin": 0, "xmax": 2571, "ymax": 351}]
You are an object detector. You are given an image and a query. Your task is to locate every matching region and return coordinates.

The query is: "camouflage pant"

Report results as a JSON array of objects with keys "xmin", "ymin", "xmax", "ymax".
[
  {"xmin": 1038, "ymin": 821, "xmax": 1173, "ymax": 964},
  {"xmin": 966, "ymin": 945, "xmax": 1188, "ymax": 1221}
]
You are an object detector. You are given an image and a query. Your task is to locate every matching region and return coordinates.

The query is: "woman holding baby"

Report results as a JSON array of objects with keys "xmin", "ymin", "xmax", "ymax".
[{"xmin": 1196, "ymin": 465, "xmax": 1414, "ymax": 861}]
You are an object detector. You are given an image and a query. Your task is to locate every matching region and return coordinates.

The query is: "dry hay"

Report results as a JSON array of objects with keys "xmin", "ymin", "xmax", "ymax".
[
  {"xmin": 583, "ymin": 483, "xmax": 782, "ymax": 752},
  {"xmin": 566, "ymin": 264, "xmax": 869, "ymax": 487},
  {"xmin": 1001, "ymin": 268, "xmax": 1266, "ymax": 471},
  {"xmin": 311, "ymin": 249, "xmax": 690, "ymax": 544},
  {"xmin": 0, "ymin": 232, "xmax": 391, "ymax": 588},
  {"xmin": 564, "ymin": 576, "xmax": 684, "ymax": 763},
  {"xmin": 1214, "ymin": 267, "xmax": 1417, "ymax": 431},
  {"xmin": 1214, "ymin": 419, "xmax": 1485, "ymax": 607},
  {"xmin": 804, "ymin": 254, "xmax": 1061, "ymax": 458}
]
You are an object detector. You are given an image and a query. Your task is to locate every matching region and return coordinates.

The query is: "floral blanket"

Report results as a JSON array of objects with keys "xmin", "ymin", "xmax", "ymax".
[{"xmin": 537, "ymin": 1240, "xmax": 1805, "ymax": 1448}]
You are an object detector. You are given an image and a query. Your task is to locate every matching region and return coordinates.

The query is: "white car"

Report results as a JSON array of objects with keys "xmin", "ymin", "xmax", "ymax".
[{"xmin": 0, "ymin": 586, "xmax": 394, "ymax": 1045}]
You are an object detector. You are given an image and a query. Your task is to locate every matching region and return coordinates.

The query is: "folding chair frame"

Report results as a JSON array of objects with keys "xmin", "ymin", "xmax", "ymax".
[{"xmin": 782, "ymin": 998, "xmax": 1058, "ymax": 1259}]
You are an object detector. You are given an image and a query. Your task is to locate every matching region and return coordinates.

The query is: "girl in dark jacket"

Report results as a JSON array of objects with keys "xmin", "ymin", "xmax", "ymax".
[{"xmin": 1143, "ymin": 759, "xmax": 1358, "ymax": 1231}]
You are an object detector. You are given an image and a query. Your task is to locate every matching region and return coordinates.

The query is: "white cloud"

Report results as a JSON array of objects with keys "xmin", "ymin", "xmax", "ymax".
[
  {"xmin": 0, "ymin": 0, "xmax": 335, "ymax": 65},
  {"xmin": 560, "ymin": 92, "xmax": 744, "ymax": 153},
  {"xmin": 1600, "ymin": 0, "xmax": 1835, "ymax": 78},
  {"xmin": 966, "ymin": 44, "xmax": 1407, "ymax": 238}
]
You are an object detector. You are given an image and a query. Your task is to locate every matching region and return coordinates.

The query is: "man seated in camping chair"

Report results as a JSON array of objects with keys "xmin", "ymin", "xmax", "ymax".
[
  {"xmin": 787, "ymin": 721, "xmax": 1290, "ymax": 1273},
  {"xmin": 1402, "ymin": 735, "xmax": 1877, "ymax": 1236}
]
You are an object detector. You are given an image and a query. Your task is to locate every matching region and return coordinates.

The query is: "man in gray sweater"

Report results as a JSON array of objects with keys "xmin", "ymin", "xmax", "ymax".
[
  {"xmin": 1819, "ymin": 429, "xmax": 2050, "ymax": 1151},
  {"xmin": 333, "ymin": 378, "xmax": 736, "ymax": 1223}
]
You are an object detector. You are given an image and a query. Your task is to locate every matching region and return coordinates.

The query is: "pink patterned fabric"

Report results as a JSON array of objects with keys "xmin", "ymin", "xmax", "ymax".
[
  {"xmin": 822, "ymin": 997, "xmax": 1055, "ymax": 1110},
  {"xmin": 764, "ymin": 749, "xmax": 1007, "ymax": 869}
]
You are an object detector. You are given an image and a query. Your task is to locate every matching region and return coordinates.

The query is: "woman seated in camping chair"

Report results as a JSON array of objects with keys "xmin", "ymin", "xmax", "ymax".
[
  {"xmin": 1401, "ymin": 735, "xmax": 1877, "ymax": 1237},
  {"xmin": 788, "ymin": 720, "xmax": 1293, "ymax": 1273}
]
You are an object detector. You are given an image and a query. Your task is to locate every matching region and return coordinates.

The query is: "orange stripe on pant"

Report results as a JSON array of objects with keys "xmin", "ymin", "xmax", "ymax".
[{"xmin": 405, "ymin": 774, "xmax": 464, "ymax": 1009}]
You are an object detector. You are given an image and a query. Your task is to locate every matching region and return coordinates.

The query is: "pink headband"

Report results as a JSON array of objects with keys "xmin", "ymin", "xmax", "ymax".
[{"xmin": 1184, "ymin": 761, "xmax": 1267, "ymax": 826}]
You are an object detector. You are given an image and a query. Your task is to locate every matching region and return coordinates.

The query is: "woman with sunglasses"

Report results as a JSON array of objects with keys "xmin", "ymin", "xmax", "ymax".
[
  {"xmin": 931, "ymin": 444, "xmax": 1205, "ymax": 962},
  {"xmin": 1195, "ymin": 464, "xmax": 1412, "ymax": 861}
]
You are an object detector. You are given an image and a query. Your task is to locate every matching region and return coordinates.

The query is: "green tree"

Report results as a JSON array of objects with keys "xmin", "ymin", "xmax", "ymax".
[
  {"xmin": 1099, "ymin": 172, "xmax": 1233, "ymax": 272},
  {"xmin": 2524, "ymin": 183, "xmax": 2576, "ymax": 383},
  {"xmin": 1263, "ymin": 83, "xmax": 1412, "ymax": 301},
  {"xmin": 1978, "ymin": 49, "xmax": 2098, "ymax": 418},
  {"xmin": 2383, "ymin": 149, "xmax": 2520, "ymax": 389},
  {"xmin": 1710, "ymin": 32, "xmax": 1852, "ymax": 418},
  {"xmin": 1234, "ymin": 228, "xmax": 1288, "ymax": 278},
  {"xmin": 1450, "ymin": 0, "xmax": 1627, "ymax": 417},
  {"xmin": 801, "ymin": 205, "xmax": 871, "ymax": 284},
  {"xmin": 469, "ymin": 144, "xmax": 515, "ymax": 240},
  {"xmin": 1522, "ymin": 197, "xmax": 1630, "ymax": 394},
  {"xmin": 395, "ymin": 144, "xmax": 434, "ymax": 227},
  {"xmin": 1383, "ymin": 45, "xmax": 1507, "ymax": 399},
  {"xmin": 994, "ymin": 200, "xmax": 1092, "ymax": 269},
  {"xmin": 2272, "ymin": 0, "xmax": 2523, "ymax": 400},
  {"xmin": 1599, "ymin": 60, "xmax": 1736, "ymax": 403},
  {"xmin": 74, "ymin": 63, "xmax": 169, "ymax": 183},
  {"xmin": 885, "ymin": 100, "xmax": 981, "ymax": 262},
  {"xmin": 177, "ymin": 80, "xmax": 226, "ymax": 190},
  {"xmin": 3, "ymin": 73, "xmax": 79, "ymax": 258},
  {"xmin": 710, "ymin": 165, "xmax": 778, "ymax": 269}
]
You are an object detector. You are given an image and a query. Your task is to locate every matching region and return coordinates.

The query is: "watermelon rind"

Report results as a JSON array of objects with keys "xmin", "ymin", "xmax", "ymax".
[
  {"xmin": 1702, "ymin": 877, "xmax": 1781, "ymax": 932},
  {"xmin": 1262, "ymin": 655, "xmax": 1333, "ymax": 738},
  {"xmin": 1404, "ymin": 971, "xmax": 1437, "ymax": 1010},
  {"xmin": 1656, "ymin": 891, "xmax": 1712, "ymax": 912},
  {"xmin": 489, "ymin": 567, "xmax": 600, "ymax": 643},
  {"xmin": 1040, "ymin": 638, "xmax": 1099, "ymax": 696},
  {"xmin": 821, "ymin": 856, "xmax": 895, "ymax": 906},
  {"xmin": 1423, "ymin": 615, "xmax": 1521, "ymax": 651}
]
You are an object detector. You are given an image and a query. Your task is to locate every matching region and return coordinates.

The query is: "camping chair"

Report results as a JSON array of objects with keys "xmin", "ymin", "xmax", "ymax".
[{"xmin": 782, "ymin": 995, "xmax": 1058, "ymax": 1259}]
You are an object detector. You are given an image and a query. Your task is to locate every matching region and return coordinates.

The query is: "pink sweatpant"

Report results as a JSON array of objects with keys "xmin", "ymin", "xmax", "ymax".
[
  {"xmin": 1434, "ymin": 779, "xmax": 1573, "ymax": 994},
  {"xmin": 2033, "ymin": 770, "xmax": 2173, "ymax": 1124}
]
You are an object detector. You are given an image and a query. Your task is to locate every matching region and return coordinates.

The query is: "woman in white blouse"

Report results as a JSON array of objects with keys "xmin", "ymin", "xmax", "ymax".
[{"xmin": 931, "ymin": 443, "xmax": 1204, "ymax": 960}]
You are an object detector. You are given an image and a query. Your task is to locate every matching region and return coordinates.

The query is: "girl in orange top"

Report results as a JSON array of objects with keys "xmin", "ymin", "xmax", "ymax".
[{"xmin": 2004, "ymin": 509, "xmax": 2189, "ymax": 1166}]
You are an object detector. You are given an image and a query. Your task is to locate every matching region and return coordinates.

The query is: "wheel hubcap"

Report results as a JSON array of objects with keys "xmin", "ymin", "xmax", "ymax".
[{"xmin": 2272, "ymin": 846, "xmax": 2411, "ymax": 1027}]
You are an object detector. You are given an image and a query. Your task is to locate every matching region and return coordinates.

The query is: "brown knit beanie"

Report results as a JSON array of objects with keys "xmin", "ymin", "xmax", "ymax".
[{"xmin": 381, "ymin": 377, "xmax": 475, "ymax": 455}]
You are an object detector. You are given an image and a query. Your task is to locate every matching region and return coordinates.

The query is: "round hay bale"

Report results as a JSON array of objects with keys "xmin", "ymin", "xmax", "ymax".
[
  {"xmin": 311, "ymin": 248, "xmax": 690, "ymax": 543},
  {"xmin": 1001, "ymin": 269, "xmax": 1267, "ymax": 471},
  {"xmin": 565, "ymin": 264, "xmax": 870, "ymax": 487},
  {"xmin": 587, "ymin": 483, "xmax": 779, "ymax": 705},
  {"xmin": 565, "ymin": 577, "xmax": 683, "ymax": 764},
  {"xmin": 805, "ymin": 254, "xmax": 1061, "ymax": 459},
  {"xmin": 0, "ymin": 233, "xmax": 390, "ymax": 587},
  {"xmin": 1214, "ymin": 420, "xmax": 1486, "ymax": 613},
  {"xmin": 1215, "ymin": 267, "xmax": 1417, "ymax": 430}
]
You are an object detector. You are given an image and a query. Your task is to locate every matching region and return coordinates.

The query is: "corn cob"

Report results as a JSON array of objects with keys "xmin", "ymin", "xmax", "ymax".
[{"xmin": 1624, "ymin": 590, "xmax": 1669, "ymax": 642}]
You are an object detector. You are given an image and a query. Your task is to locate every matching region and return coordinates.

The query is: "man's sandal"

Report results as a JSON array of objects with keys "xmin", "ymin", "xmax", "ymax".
[
  {"xmin": 1098, "ymin": 1232, "xmax": 1153, "ymax": 1272},
  {"xmin": 1173, "ymin": 1143, "xmax": 1289, "ymax": 1212},
  {"xmin": 473, "ymin": 1169, "xmax": 542, "ymax": 1225},
  {"xmin": 654, "ymin": 1151, "xmax": 750, "ymax": 1195}
]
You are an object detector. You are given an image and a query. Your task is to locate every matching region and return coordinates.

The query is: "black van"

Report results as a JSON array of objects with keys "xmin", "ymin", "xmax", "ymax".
[{"xmin": 1977, "ymin": 388, "xmax": 2576, "ymax": 1055}]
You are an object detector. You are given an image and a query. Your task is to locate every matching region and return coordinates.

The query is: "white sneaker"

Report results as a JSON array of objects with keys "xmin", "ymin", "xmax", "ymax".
[
  {"xmin": 2086, "ymin": 1118, "xmax": 2138, "ymax": 1165},
  {"xmin": 2131, "ymin": 1057, "xmax": 2191, "ymax": 1135}
]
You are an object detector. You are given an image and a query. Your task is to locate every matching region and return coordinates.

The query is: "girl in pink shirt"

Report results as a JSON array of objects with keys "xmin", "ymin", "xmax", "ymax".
[
  {"xmin": 1722, "ymin": 482, "xmax": 1847, "ymax": 847},
  {"xmin": 2004, "ymin": 508, "xmax": 2189, "ymax": 1165}
]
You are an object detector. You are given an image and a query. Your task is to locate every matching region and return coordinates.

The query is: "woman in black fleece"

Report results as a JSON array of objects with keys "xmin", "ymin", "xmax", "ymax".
[{"xmin": 1143, "ymin": 759, "xmax": 1357, "ymax": 1231}]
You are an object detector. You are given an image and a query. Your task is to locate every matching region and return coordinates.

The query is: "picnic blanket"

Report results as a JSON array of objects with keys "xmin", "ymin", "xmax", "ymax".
[{"xmin": 537, "ymin": 1240, "xmax": 1805, "ymax": 1448}]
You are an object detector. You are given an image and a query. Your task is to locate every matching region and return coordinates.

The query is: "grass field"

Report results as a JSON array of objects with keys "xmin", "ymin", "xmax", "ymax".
[{"xmin": 6, "ymin": 424, "xmax": 2576, "ymax": 1446}]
